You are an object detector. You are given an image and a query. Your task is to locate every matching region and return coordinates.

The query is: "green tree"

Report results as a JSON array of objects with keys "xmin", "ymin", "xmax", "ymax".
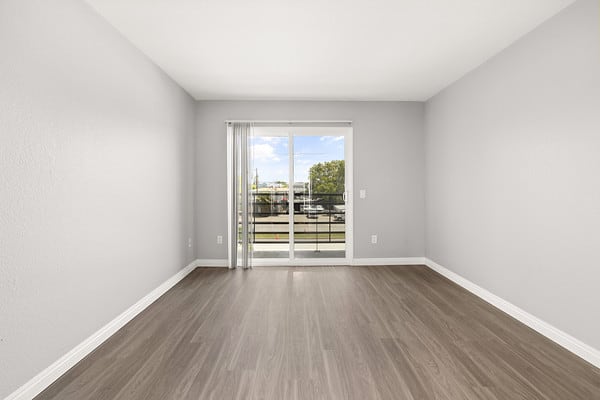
[{"xmin": 309, "ymin": 160, "xmax": 345, "ymax": 194}]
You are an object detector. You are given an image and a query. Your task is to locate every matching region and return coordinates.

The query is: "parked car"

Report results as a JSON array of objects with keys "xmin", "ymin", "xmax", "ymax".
[
  {"xmin": 304, "ymin": 205, "xmax": 325, "ymax": 218},
  {"xmin": 333, "ymin": 204, "xmax": 345, "ymax": 221}
]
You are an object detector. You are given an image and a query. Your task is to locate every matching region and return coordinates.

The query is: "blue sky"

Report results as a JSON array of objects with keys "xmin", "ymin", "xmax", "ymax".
[{"xmin": 249, "ymin": 135, "xmax": 344, "ymax": 183}]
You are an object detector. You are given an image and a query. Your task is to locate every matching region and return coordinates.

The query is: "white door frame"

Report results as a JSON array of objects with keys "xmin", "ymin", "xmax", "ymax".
[{"xmin": 249, "ymin": 125, "xmax": 353, "ymax": 266}]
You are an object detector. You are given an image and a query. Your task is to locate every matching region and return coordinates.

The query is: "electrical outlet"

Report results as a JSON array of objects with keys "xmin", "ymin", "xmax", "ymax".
[
  {"xmin": 371, "ymin": 235, "xmax": 377, "ymax": 244},
  {"xmin": 188, "ymin": 238, "xmax": 192, "ymax": 248},
  {"xmin": 360, "ymin": 189, "xmax": 367, "ymax": 199},
  {"xmin": 217, "ymin": 235, "xmax": 223, "ymax": 245}
]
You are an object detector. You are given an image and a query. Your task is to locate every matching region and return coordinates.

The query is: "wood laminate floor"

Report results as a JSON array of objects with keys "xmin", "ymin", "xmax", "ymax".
[{"xmin": 36, "ymin": 266, "xmax": 600, "ymax": 400}]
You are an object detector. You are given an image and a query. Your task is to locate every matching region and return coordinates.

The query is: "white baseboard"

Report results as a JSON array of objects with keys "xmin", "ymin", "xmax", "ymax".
[
  {"xmin": 352, "ymin": 257, "xmax": 426, "ymax": 266},
  {"xmin": 5, "ymin": 259, "xmax": 200, "ymax": 400},
  {"xmin": 197, "ymin": 257, "xmax": 426, "ymax": 267},
  {"xmin": 195, "ymin": 259, "xmax": 229, "ymax": 267},
  {"xmin": 424, "ymin": 258, "xmax": 600, "ymax": 369}
]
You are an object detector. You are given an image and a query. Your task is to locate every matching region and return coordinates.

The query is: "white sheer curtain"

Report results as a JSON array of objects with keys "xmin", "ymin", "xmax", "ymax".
[{"xmin": 227, "ymin": 122, "xmax": 254, "ymax": 269}]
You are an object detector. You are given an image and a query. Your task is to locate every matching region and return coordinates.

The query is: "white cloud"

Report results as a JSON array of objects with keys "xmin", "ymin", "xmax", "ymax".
[
  {"xmin": 259, "ymin": 136, "xmax": 286, "ymax": 145},
  {"xmin": 251, "ymin": 143, "xmax": 280, "ymax": 162},
  {"xmin": 319, "ymin": 136, "xmax": 344, "ymax": 143}
]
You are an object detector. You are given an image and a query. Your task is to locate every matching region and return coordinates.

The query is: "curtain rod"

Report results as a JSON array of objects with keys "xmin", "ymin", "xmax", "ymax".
[{"xmin": 225, "ymin": 120, "xmax": 352, "ymax": 124}]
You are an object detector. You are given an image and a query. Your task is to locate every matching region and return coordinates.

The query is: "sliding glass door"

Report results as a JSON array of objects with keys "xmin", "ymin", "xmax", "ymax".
[{"xmin": 236, "ymin": 125, "xmax": 352, "ymax": 265}]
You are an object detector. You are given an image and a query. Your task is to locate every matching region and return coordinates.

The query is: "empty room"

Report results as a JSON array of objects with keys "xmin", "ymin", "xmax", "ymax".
[{"xmin": 1, "ymin": 0, "xmax": 599, "ymax": 399}]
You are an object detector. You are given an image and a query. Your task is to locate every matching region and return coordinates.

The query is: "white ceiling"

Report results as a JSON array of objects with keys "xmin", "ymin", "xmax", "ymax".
[{"xmin": 85, "ymin": 0, "xmax": 574, "ymax": 101}]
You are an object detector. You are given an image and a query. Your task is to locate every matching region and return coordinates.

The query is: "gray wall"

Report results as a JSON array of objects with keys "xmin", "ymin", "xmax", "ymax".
[
  {"xmin": 425, "ymin": 0, "xmax": 600, "ymax": 350},
  {"xmin": 196, "ymin": 101, "xmax": 425, "ymax": 260},
  {"xmin": 0, "ymin": 0, "xmax": 196, "ymax": 397}
]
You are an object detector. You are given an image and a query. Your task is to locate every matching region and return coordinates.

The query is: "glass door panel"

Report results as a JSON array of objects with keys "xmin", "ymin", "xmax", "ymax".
[
  {"xmin": 293, "ymin": 135, "xmax": 346, "ymax": 259},
  {"xmin": 248, "ymin": 132, "xmax": 290, "ymax": 259}
]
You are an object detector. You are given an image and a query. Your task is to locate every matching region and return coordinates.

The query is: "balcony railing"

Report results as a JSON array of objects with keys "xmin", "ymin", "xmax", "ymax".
[{"xmin": 250, "ymin": 192, "xmax": 345, "ymax": 244}]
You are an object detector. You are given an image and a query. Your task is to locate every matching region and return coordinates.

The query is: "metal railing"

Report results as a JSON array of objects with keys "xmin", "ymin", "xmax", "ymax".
[{"xmin": 250, "ymin": 192, "xmax": 345, "ymax": 244}]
